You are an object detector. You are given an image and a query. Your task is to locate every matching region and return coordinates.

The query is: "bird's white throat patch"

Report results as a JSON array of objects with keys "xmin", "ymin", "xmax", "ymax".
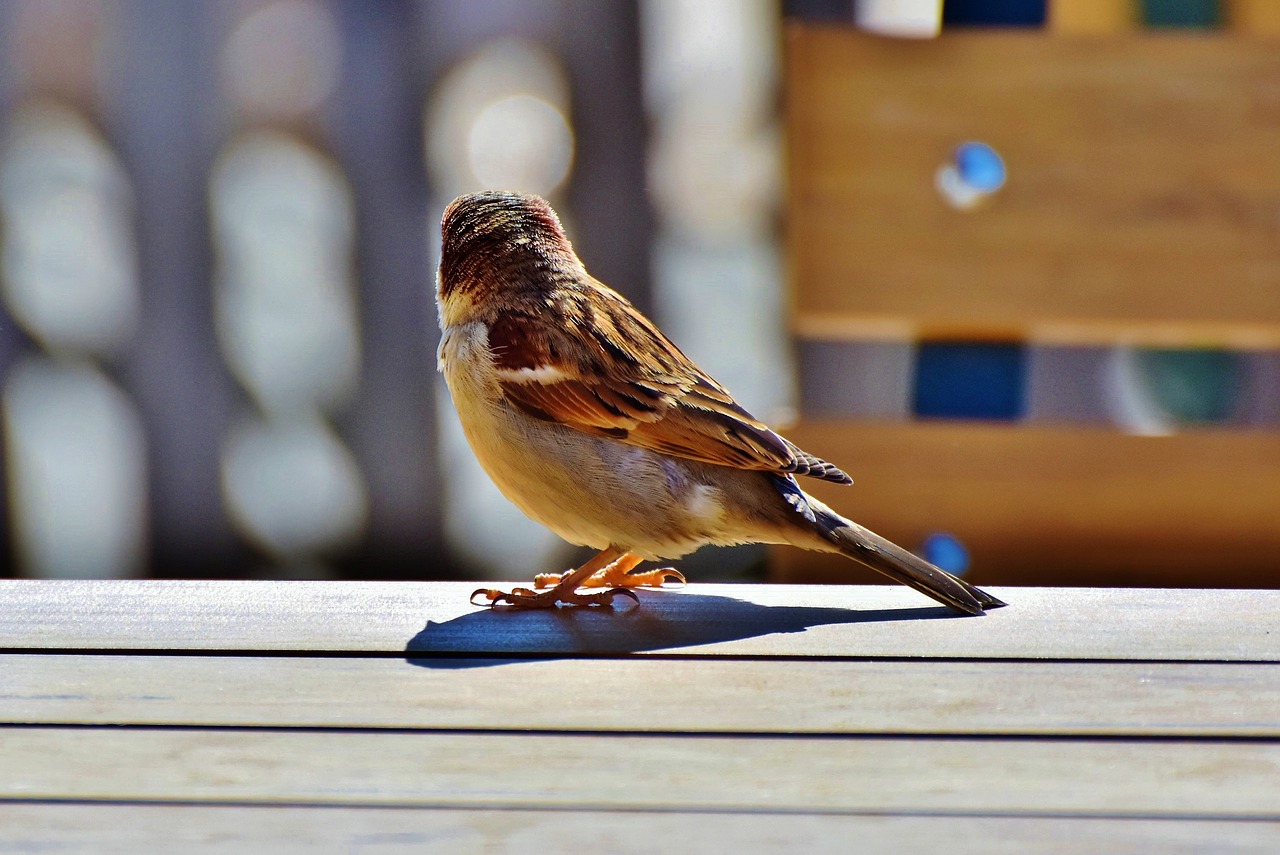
[{"xmin": 495, "ymin": 364, "xmax": 569, "ymax": 383}]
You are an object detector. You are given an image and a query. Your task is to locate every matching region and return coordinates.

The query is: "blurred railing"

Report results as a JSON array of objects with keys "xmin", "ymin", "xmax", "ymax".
[{"xmin": 0, "ymin": 0, "xmax": 785, "ymax": 581}]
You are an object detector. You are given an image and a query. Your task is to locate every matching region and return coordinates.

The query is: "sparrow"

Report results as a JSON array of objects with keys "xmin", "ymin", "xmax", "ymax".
[{"xmin": 436, "ymin": 190, "xmax": 1005, "ymax": 615}]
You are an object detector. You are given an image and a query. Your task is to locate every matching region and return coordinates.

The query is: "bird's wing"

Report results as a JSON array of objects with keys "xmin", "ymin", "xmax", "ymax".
[{"xmin": 485, "ymin": 287, "xmax": 851, "ymax": 484}]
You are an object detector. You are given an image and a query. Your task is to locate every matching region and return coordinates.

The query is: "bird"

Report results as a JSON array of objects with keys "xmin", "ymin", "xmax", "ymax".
[{"xmin": 436, "ymin": 190, "xmax": 1006, "ymax": 616}]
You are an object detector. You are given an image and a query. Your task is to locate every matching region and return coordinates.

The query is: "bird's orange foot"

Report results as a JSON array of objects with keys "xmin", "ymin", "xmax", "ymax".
[
  {"xmin": 469, "ymin": 547, "xmax": 657, "ymax": 610},
  {"xmin": 470, "ymin": 585, "xmax": 638, "ymax": 609},
  {"xmin": 534, "ymin": 556, "xmax": 685, "ymax": 590}
]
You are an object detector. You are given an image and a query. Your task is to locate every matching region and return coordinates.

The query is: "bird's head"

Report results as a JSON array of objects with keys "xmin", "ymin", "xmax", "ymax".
[{"xmin": 437, "ymin": 191, "xmax": 582, "ymax": 323}]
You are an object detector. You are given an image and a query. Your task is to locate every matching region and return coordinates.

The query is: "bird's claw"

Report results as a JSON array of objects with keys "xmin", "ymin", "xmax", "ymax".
[
  {"xmin": 638, "ymin": 567, "xmax": 686, "ymax": 588},
  {"xmin": 469, "ymin": 587, "xmax": 534, "ymax": 606}
]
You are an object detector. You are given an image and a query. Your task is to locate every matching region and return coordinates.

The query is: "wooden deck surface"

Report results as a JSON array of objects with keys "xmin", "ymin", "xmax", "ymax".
[{"xmin": 2, "ymin": 580, "xmax": 1278, "ymax": 852}]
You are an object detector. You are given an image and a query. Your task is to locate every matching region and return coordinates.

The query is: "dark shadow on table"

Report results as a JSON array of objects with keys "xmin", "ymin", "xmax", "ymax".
[{"xmin": 404, "ymin": 589, "xmax": 965, "ymax": 670}]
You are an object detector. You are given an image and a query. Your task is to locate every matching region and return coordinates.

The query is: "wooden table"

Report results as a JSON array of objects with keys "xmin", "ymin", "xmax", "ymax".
[{"xmin": 2, "ymin": 581, "xmax": 1279, "ymax": 852}]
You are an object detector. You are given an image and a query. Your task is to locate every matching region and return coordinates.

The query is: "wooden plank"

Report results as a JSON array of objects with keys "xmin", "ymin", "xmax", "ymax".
[
  {"xmin": 3, "ymin": 804, "xmax": 1276, "ymax": 855},
  {"xmin": 3, "ymin": 654, "xmax": 1278, "ymax": 737},
  {"xmin": 786, "ymin": 28, "xmax": 1280, "ymax": 346},
  {"xmin": 2, "ymin": 580, "xmax": 1278, "ymax": 661},
  {"xmin": 1048, "ymin": 0, "xmax": 1136, "ymax": 33},
  {"xmin": 1226, "ymin": 0, "xmax": 1280, "ymax": 34},
  {"xmin": 795, "ymin": 313, "xmax": 1280, "ymax": 350},
  {"xmin": 772, "ymin": 421, "xmax": 1280, "ymax": 585},
  {"xmin": 4, "ymin": 728, "xmax": 1279, "ymax": 817}
]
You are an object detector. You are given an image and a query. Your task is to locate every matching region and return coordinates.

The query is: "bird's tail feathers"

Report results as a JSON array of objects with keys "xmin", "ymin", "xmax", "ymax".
[{"xmin": 816, "ymin": 510, "xmax": 1005, "ymax": 616}]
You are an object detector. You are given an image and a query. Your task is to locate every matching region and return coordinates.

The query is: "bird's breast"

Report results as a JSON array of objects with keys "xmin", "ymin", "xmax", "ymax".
[{"xmin": 437, "ymin": 319, "xmax": 827, "ymax": 562}]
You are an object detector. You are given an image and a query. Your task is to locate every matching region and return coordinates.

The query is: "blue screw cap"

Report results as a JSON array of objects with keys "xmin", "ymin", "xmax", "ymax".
[
  {"xmin": 954, "ymin": 141, "xmax": 1006, "ymax": 193},
  {"xmin": 923, "ymin": 532, "xmax": 970, "ymax": 576}
]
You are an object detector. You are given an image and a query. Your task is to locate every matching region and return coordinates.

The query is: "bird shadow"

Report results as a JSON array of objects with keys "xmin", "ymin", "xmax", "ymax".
[{"xmin": 403, "ymin": 589, "xmax": 963, "ymax": 670}]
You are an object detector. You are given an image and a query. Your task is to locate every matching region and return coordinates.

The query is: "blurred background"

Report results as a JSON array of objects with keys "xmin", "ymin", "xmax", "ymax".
[{"xmin": 0, "ymin": 0, "xmax": 1276, "ymax": 585}]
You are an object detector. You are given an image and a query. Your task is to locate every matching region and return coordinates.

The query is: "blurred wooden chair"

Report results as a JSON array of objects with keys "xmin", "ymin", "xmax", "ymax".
[{"xmin": 773, "ymin": 21, "xmax": 1280, "ymax": 588}]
